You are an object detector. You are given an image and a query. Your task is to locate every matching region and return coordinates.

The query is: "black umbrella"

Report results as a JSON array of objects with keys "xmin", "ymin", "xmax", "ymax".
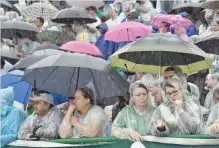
[
  {"xmin": 1, "ymin": 21, "xmax": 37, "ymax": 41},
  {"xmin": 0, "ymin": 0, "xmax": 21, "ymax": 14},
  {"xmin": 22, "ymin": 54, "xmax": 129, "ymax": 98},
  {"xmin": 51, "ymin": 7, "xmax": 97, "ymax": 24},
  {"xmin": 196, "ymin": 39, "xmax": 219, "ymax": 55}
]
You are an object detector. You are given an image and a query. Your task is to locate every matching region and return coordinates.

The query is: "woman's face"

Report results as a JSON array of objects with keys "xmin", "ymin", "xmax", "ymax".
[
  {"xmin": 165, "ymin": 86, "xmax": 183, "ymax": 103},
  {"xmin": 133, "ymin": 87, "xmax": 148, "ymax": 107},
  {"xmin": 74, "ymin": 90, "xmax": 90, "ymax": 111}
]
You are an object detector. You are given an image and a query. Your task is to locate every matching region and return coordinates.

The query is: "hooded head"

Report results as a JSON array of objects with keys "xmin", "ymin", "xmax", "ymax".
[
  {"xmin": 179, "ymin": 12, "xmax": 189, "ymax": 18},
  {"xmin": 97, "ymin": 23, "xmax": 108, "ymax": 35},
  {"xmin": 0, "ymin": 87, "xmax": 14, "ymax": 116}
]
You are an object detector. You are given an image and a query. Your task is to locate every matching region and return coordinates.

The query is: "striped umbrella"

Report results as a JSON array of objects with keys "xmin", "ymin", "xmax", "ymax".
[{"xmin": 20, "ymin": 2, "xmax": 58, "ymax": 21}]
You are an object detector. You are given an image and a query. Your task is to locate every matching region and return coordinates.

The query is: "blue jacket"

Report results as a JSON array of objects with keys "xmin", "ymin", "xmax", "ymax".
[
  {"xmin": 179, "ymin": 12, "xmax": 197, "ymax": 37},
  {"xmin": 1, "ymin": 87, "xmax": 26, "ymax": 147},
  {"xmin": 96, "ymin": 23, "xmax": 117, "ymax": 60}
]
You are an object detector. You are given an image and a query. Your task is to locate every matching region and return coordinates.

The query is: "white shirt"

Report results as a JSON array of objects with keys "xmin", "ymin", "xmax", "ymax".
[{"xmin": 105, "ymin": 18, "xmax": 121, "ymax": 29}]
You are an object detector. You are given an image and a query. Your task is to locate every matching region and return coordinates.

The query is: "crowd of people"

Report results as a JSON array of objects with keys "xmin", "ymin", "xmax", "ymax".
[{"xmin": 1, "ymin": 0, "xmax": 219, "ymax": 147}]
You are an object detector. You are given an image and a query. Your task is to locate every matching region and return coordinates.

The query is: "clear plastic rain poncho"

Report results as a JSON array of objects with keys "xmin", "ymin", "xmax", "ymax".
[
  {"xmin": 1, "ymin": 87, "xmax": 26, "ymax": 147},
  {"xmin": 151, "ymin": 78, "xmax": 204, "ymax": 136},
  {"xmin": 59, "ymin": 85, "xmax": 108, "ymax": 138},
  {"xmin": 112, "ymin": 81, "xmax": 155, "ymax": 140},
  {"xmin": 205, "ymin": 103, "xmax": 219, "ymax": 137}
]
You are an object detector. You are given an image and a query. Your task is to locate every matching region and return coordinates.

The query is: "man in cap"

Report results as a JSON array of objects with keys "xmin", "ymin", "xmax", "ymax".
[{"xmin": 18, "ymin": 93, "xmax": 64, "ymax": 140}]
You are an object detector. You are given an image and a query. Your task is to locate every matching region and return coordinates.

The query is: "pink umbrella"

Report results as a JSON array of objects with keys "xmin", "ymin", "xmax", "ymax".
[
  {"xmin": 104, "ymin": 21, "xmax": 152, "ymax": 42},
  {"xmin": 60, "ymin": 41, "xmax": 103, "ymax": 56},
  {"xmin": 151, "ymin": 14, "xmax": 194, "ymax": 29}
]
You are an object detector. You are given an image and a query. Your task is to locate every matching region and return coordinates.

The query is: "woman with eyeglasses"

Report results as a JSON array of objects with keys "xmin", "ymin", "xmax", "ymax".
[{"xmin": 151, "ymin": 77, "xmax": 204, "ymax": 136}]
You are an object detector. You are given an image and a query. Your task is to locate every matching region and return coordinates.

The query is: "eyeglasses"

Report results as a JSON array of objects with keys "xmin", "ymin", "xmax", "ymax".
[{"xmin": 165, "ymin": 89, "xmax": 180, "ymax": 97}]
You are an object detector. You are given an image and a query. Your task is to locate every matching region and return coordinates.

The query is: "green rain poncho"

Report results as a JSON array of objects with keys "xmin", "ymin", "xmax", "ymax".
[{"xmin": 112, "ymin": 81, "xmax": 155, "ymax": 140}]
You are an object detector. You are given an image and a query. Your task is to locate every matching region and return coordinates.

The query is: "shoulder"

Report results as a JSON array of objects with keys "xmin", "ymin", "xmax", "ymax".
[{"xmin": 9, "ymin": 107, "xmax": 26, "ymax": 117}]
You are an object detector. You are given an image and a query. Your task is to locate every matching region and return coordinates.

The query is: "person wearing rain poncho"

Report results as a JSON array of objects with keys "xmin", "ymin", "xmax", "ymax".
[
  {"xmin": 205, "ymin": 87, "xmax": 219, "ymax": 137},
  {"xmin": 1, "ymin": 87, "xmax": 26, "ymax": 147},
  {"xmin": 204, "ymin": 73, "xmax": 219, "ymax": 110},
  {"xmin": 112, "ymin": 81, "xmax": 155, "ymax": 141},
  {"xmin": 59, "ymin": 85, "xmax": 108, "ymax": 138},
  {"xmin": 151, "ymin": 78, "xmax": 204, "ymax": 136},
  {"xmin": 18, "ymin": 93, "xmax": 64, "ymax": 140}
]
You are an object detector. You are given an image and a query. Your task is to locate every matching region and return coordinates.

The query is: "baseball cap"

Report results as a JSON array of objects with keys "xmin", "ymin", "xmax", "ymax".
[{"xmin": 30, "ymin": 93, "xmax": 54, "ymax": 105}]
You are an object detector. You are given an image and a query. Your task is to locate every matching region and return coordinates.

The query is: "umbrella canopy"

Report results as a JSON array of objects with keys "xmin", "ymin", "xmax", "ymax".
[
  {"xmin": 22, "ymin": 53, "xmax": 129, "ymax": 98},
  {"xmin": 171, "ymin": 2, "xmax": 203, "ymax": 15},
  {"xmin": 105, "ymin": 21, "xmax": 152, "ymax": 42},
  {"xmin": 201, "ymin": 0, "xmax": 219, "ymax": 10},
  {"xmin": 20, "ymin": 2, "xmax": 58, "ymax": 21},
  {"xmin": 34, "ymin": 43, "xmax": 59, "ymax": 51},
  {"xmin": 51, "ymin": 7, "xmax": 97, "ymax": 24},
  {"xmin": 151, "ymin": 14, "xmax": 194, "ymax": 29},
  {"xmin": 60, "ymin": 41, "xmax": 103, "ymax": 56},
  {"xmin": 1, "ymin": 73, "xmax": 32, "ymax": 104},
  {"xmin": 9, "ymin": 54, "xmax": 49, "ymax": 71},
  {"xmin": 110, "ymin": 33, "xmax": 213, "ymax": 74},
  {"xmin": 66, "ymin": 0, "xmax": 105, "ymax": 8},
  {"xmin": 1, "ymin": 21, "xmax": 37, "ymax": 41},
  {"xmin": 196, "ymin": 39, "xmax": 219, "ymax": 55},
  {"xmin": 0, "ymin": 0, "xmax": 13, "ymax": 9},
  {"xmin": 1, "ymin": 47, "xmax": 20, "ymax": 60},
  {"xmin": 33, "ymin": 49, "xmax": 66, "ymax": 56}
]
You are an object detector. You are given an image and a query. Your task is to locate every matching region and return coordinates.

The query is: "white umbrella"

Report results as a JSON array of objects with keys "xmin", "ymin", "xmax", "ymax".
[
  {"xmin": 20, "ymin": 2, "xmax": 58, "ymax": 21},
  {"xmin": 66, "ymin": 0, "xmax": 105, "ymax": 8}
]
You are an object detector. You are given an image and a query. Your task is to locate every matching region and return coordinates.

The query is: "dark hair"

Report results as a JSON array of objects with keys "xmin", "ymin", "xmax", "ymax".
[
  {"xmin": 213, "ymin": 87, "xmax": 219, "ymax": 97},
  {"xmin": 37, "ymin": 17, "xmax": 44, "ymax": 25},
  {"xmin": 1, "ymin": 58, "xmax": 5, "ymax": 69},
  {"xmin": 86, "ymin": 6, "xmax": 97, "ymax": 12},
  {"xmin": 15, "ymin": 32, "xmax": 23, "ymax": 38},
  {"xmin": 138, "ymin": 83, "xmax": 148, "ymax": 93},
  {"xmin": 161, "ymin": 21, "xmax": 171, "ymax": 28},
  {"xmin": 164, "ymin": 66, "xmax": 175, "ymax": 72},
  {"xmin": 78, "ymin": 88, "xmax": 94, "ymax": 105},
  {"xmin": 127, "ymin": 11, "xmax": 138, "ymax": 20}
]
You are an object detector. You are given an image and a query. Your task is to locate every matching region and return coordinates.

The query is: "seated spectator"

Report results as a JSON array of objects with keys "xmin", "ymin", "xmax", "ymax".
[
  {"xmin": 205, "ymin": 87, "xmax": 219, "ymax": 137},
  {"xmin": 1, "ymin": 87, "xmax": 26, "ymax": 147},
  {"xmin": 112, "ymin": 81, "xmax": 155, "ymax": 141},
  {"xmin": 18, "ymin": 93, "xmax": 64, "ymax": 140},
  {"xmin": 59, "ymin": 86, "xmax": 108, "ymax": 138},
  {"xmin": 151, "ymin": 78, "xmax": 203, "ymax": 136}
]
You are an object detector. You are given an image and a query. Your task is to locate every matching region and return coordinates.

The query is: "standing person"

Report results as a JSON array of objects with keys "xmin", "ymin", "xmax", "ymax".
[
  {"xmin": 35, "ymin": 17, "xmax": 45, "ymax": 32},
  {"xmin": 12, "ymin": 33, "xmax": 39, "ymax": 57},
  {"xmin": 18, "ymin": 93, "xmax": 64, "ymax": 140},
  {"xmin": 86, "ymin": 6, "xmax": 101, "ymax": 44},
  {"xmin": 105, "ymin": 5, "xmax": 121, "ymax": 29},
  {"xmin": 1, "ymin": 87, "xmax": 26, "ymax": 147},
  {"xmin": 204, "ymin": 73, "xmax": 219, "ymax": 110},
  {"xmin": 63, "ymin": 24, "xmax": 76, "ymax": 41},
  {"xmin": 136, "ymin": 0, "xmax": 157, "ymax": 25},
  {"xmin": 75, "ymin": 21, "xmax": 90, "ymax": 42}
]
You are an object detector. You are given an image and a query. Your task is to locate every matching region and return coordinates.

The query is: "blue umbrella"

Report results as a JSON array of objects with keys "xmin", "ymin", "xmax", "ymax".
[
  {"xmin": 1, "ymin": 74, "xmax": 68, "ymax": 105},
  {"xmin": 1, "ymin": 74, "xmax": 32, "ymax": 104}
]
